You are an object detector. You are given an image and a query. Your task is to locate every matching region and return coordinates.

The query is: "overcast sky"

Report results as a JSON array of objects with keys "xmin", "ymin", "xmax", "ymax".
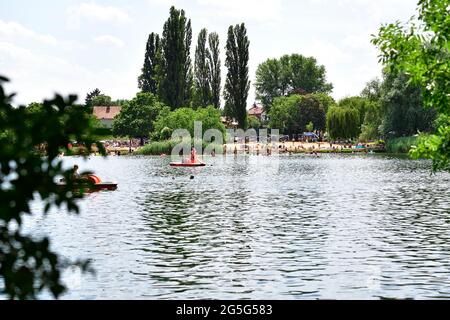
[{"xmin": 0, "ymin": 0, "xmax": 418, "ymax": 106}]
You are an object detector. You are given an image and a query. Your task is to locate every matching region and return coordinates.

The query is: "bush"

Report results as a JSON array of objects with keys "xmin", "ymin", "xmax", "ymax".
[
  {"xmin": 386, "ymin": 136, "xmax": 418, "ymax": 153},
  {"xmin": 135, "ymin": 139, "xmax": 223, "ymax": 155},
  {"xmin": 152, "ymin": 106, "xmax": 226, "ymax": 140}
]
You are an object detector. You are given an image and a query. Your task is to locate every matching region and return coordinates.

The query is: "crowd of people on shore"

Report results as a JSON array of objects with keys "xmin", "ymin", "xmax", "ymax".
[
  {"xmin": 100, "ymin": 139, "xmax": 143, "ymax": 150},
  {"xmin": 221, "ymin": 141, "xmax": 373, "ymax": 155}
]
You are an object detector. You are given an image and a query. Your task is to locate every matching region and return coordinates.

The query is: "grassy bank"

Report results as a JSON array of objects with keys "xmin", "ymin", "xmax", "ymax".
[
  {"xmin": 289, "ymin": 148, "xmax": 363, "ymax": 154},
  {"xmin": 135, "ymin": 139, "xmax": 223, "ymax": 155},
  {"xmin": 386, "ymin": 136, "xmax": 418, "ymax": 154}
]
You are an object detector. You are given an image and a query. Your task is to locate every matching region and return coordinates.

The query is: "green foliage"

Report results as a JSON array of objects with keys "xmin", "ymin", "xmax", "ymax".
[
  {"xmin": 193, "ymin": 30, "xmax": 221, "ymax": 110},
  {"xmin": 306, "ymin": 121, "xmax": 314, "ymax": 132},
  {"xmin": 359, "ymin": 101, "xmax": 382, "ymax": 141},
  {"xmin": 159, "ymin": 6, "xmax": 193, "ymax": 109},
  {"xmin": 224, "ymin": 23, "xmax": 250, "ymax": 129},
  {"xmin": 310, "ymin": 92, "xmax": 336, "ymax": 113},
  {"xmin": 135, "ymin": 139, "xmax": 178, "ymax": 155},
  {"xmin": 0, "ymin": 75, "xmax": 105, "ymax": 299},
  {"xmin": 386, "ymin": 136, "xmax": 418, "ymax": 153},
  {"xmin": 136, "ymin": 138, "xmax": 222, "ymax": 155},
  {"xmin": 207, "ymin": 32, "xmax": 221, "ymax": 109},
  {"xmin": 255, "ymin": 54, "xmax": 333, "ymax": 111},
  {"xmin": 247, "ymin": 115, "xmax": 261, "ymax": 129},
  {"xmin": 372, "ymin": 0, "xmax": 449, "ymax": 171},
  {"xmin": 268, "ymin": 95, "xmax": 299, "ymax": 134},
  {"xmin": 361, "ymin": 78, "xmax": 382, "ymax": 102},
  {"xmin": 326, "ymin": 106, "xmax": 360, "ymax": 140},
  {"xmin": 93, "ymin": 126, "xmax": 112, "ymax": 137},
  {"xmin": 152, "ymin": 105, "xmax": 225, "ymax": 139},
  {"xmin": 112, "ymin": 92, "xmax": 167, "ymax": 141},
  {"xmin": 138, "ymin": 32, "xmax": 161, "ymax": 95},
  {"xmin": 85, "ymin": 88, "xmax": 101, "ymax": 108},
  {"xmin": 338, "ymin": 96, "xmax": 372, "ymax": 128},
  {"xmin": 358, "ymin": 79, "xmax": 384, "ymax": 141},
  {"xmin": 26, "ymin": 102, "xmax": 44, "ymax": 114},
  {"xmin": 194, "ymin": 29, "xmax": 212, "ymax": 108},
  {"xmin": 268, "ymin": 94, "xmax": 326, "ymax": 135},
  {"xmin": 91, "ymin": 94, "xmax": 112, "ymax": 106},
  {"xmin": 411, "ymin": 125, "xmax": 450, "ymax": 171},
  {"xmin": 379, "ymin": 72, "xmax": 436, "ymax": 137},
  {"xmin": 159, "ymin": 127, "xmax": 172, "ymax": 140}
]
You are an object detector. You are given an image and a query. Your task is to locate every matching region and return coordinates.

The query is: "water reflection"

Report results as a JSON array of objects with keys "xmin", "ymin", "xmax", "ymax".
[{"xmin": 18, "ymin": 154, "xmax": 450, "ymax": 299}]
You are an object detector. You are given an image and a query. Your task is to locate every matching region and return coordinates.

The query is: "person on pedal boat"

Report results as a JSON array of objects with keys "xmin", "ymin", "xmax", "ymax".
[{"xmin": 190, "ymin": 146, "xmax": 197, "ymax": 163}]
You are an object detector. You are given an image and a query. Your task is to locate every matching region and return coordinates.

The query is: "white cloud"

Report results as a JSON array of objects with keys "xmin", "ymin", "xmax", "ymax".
[
  {"xmin": 67, "ymin": 3, "xmax": 132, "ymax": 29},
  {"xmin": 196, "ymin": 0, "xmax": 282, "ymax": 23},
  {"xmin": 0, "ymin": 19, "xmax": 58, "ymax": 45},
  {"xmin": 303, "ymin": 41, "xmax": 349, "ymax": 66},
  {"xmin": 0, "ymin": 41, "xmax": 135, "ymax": 105},
  {"xmin": 0, "ymin": 41, "xmax": 42, "ymax": 65},
  {"xmin": 93, "ymin": 35, "xmax": 125, "ymax": 48},
  {"xmin": 148, "ymin": 0, "xmax": 176, "ymax": 6}
]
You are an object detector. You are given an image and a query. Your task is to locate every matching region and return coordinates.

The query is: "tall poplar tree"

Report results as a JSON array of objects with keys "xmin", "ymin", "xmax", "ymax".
[
  {"xmin": 183, "ymin": 20, "xmax": 194, "ymax": 107},
  {"xmin": 159, "ymin": 6, "xmax": 193, "ymax": 109},
  {"xmin": 194, "ymin": 28, "xmax": 211, "ymax": 108},
  {"xmin": 208, "ymin": 32, "xmax": 221, "ymax": 109},
  {"xmin": 138, "ymin": 32, "xmax": 161, "ymax": 94},
  {"xmin": 224, "ymin": 23, "xmax": 250, "ymax": 128}
]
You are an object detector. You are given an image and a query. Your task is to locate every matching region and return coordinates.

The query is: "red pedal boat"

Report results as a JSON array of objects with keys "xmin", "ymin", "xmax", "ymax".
[
  {"xmin": 57, "ymin": 175, "xmax": 118, "ymax": 192},
  {"xmin": 170, "ymin": 161, "xmax": 206, "ymax": 167}
]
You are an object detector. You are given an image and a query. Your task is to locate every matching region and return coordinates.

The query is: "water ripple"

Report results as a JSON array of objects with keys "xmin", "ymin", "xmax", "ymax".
[{"xmin": 19, "ymin": 154, "xmax": 450, "ymax": 299}]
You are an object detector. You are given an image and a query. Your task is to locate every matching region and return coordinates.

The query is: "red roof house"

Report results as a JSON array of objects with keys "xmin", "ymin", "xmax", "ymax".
[
  {"xmin": 248, "ymin": 103, "xmax": 268, "ymax": 122},
  {"xmin": 92, "ymin": 106, "xmax": 122, "ymax": 128}
]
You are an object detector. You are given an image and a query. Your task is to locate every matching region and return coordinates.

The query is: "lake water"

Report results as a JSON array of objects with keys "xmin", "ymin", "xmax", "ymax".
[{"xmin": 24, "ymin": 154, "xmax": 450, "ymax": 299}]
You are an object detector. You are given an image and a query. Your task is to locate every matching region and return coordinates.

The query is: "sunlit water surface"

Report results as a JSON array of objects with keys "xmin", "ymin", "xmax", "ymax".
[{"xmin": 21, "ymin": 154, "xmax": 450, "ymax": 299}]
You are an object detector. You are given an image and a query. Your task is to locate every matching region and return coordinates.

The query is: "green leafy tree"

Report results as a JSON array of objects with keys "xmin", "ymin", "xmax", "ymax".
[
  {"xmin": 326, "ymin": 107, "xmax": 360, "ymax": 140},
  {"xmin": 306, "ymin": 121, "xmax": 314, "ymax": 132},
  {"xmin": 207, "ymin": 32, "xmax": 221, "ymax": 109},
  {"xmin": 299, "ymin": 95, "xmax": 326, "ymax": 132},
  {"xmin": 268, "ymin": 94, "xmax": 325, "ymax": 135},
  {"xmin": 0, "ymin": 75, "xmax": 105, "ymax": 299},
  {"xmin": 359, "ymin": 78, "xmax": 383, "ymax": 141},
  {"xmin": 372, "ymin": 0, "xmax": 449, "ymax": 171},
  {"xmin": 183, "ymin": 19, "xmax": 194, "ymax": 107},
  {"xmin": 338, "ymin": 96, "xmax": 371, "ymax": 129},
  {"xmin": 310, "ymin": 92, "xmax": 336, "ymax": 113},
  {"xmin": 268, "ymin": 95, "xmax": 299, "ymax": 134},
  {"xmin": 359, "ymin": 101, "xmax": 382, "ymax": 141},
  {"xmin": 224, "ymin": 23, "xmax": 250, "ymax": 129},
  {"xmin": 92, "ymin": 94, "xmax": 112, "ymax": 106},
  {"xmin": 138, "ymin": 32, "xmax": 161, "ymax": 94},
  {"xmin": 112, "ymin": 92, "xmax": 167, "ymax": 145},
  {"xmin": 361, "ymin": 78, "xmax": 382, "ymax": 102},
  {"xmin": 159, "ymin": 6, "xmax": 193, "ymax": 109},
  {"xmin": 255, "ymin": 54, "xmax": 333, "ymax": 111},
  {"xmin": 379, "ymin": 72, "xmax": 436, "ymax": 137},
  {"xmin": 194, "ymin": 29, "xmax": 212, "ymax": 108}
]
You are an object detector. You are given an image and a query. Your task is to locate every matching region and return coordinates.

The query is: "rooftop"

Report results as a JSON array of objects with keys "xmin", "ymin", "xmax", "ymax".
[
  {"xmin": 248, "ymin": 104, "xmax": 264, "ymax": 116},
  {"xmin": 92, "ymin": 106, "xmax": 122, "ymax": 120}
]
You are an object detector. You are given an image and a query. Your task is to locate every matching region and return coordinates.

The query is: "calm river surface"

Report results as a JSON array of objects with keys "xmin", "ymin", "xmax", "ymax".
[{"xmin": 24, "ymin": 154, "xmax": 450, "ymax": 299}]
